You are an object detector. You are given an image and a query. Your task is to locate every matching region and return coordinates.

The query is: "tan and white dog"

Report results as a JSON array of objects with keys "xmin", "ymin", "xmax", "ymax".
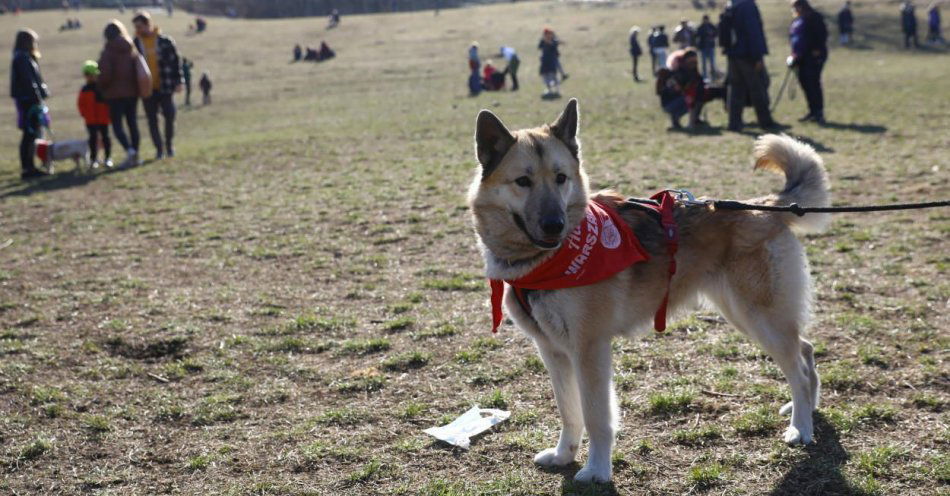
[{"xmin": 467, "ymin": 99, "xmax": 830, "ymax": 483}]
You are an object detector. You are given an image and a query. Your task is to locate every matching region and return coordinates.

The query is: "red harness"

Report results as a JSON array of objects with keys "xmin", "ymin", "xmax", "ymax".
[{"xmin": 488, "ymin": 193, "xmax": 680, "ymax": 333}]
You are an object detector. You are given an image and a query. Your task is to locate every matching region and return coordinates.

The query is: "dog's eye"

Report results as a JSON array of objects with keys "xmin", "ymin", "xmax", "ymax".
[
  {"xmin": 556, "ymin": 173, "xmax": 568, "ymax": 185},
  {"xmin": 515, "ymin": 176, "xmax": 532, "ymax": 188}
]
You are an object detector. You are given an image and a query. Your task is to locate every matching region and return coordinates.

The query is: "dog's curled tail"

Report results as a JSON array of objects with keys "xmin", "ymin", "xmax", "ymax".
[{"xmin": 753, "ymin": 134, "xmax": 831, "ymax": 234}]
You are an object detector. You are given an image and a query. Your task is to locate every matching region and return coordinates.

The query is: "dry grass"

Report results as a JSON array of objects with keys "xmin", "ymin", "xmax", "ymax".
[{"xmin": 0, "ymin": 1, "xmax": 947, "ymax": 494}]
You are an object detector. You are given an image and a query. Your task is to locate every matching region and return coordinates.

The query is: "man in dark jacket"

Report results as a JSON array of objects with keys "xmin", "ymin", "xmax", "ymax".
[
  {"xmin": 722, "ymin": 0, "xmax": 780, "ymax": 131},
  {"xmin": 837, "ymin": 1, "xmax": 854, "ymax": 45},
  {"xmin": 902, "ymin": 2, "xmax": 919, "ymax": 48},
  {"xmin": 133, "ymin": 11, "xmax": 183, "ymax": 160},
  {"xmin": 790, "ymin": 0, "xmax": 829, "ymax": 124},
  {"xmin": 696, "ymin": 14, "xmax": 718, "ymax": 79}
]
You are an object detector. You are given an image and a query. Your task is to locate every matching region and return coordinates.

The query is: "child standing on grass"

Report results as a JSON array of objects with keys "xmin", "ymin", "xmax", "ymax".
[
  {"xmin": 77, "ymin": 60, "xmax": 113, "ymax": 168},
  {"xmin": 199, "ymin": 72, "xmax": 212, "ymax": 105}
]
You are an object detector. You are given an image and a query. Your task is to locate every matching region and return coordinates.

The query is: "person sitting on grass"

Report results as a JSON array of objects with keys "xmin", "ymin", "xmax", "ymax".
[
  {"xmin": 482, "ymin": 60, "xmax": 499, "ymax": 90},
  {"xmin": 318, "ymin": 41, "xmax": 335, "ymax": 61},
  {"xmin": 293, "ymin": 44, "xmax": 302, "ymax": 62}
]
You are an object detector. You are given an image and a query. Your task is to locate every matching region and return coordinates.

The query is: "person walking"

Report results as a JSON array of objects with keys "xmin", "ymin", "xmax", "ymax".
[
  {"xmin": 77, "ymin": 60, "xmax": 113, "ymax": 168},
  {"xmin": 721, "ymin": 0, "xmax": 780, "ymax": 131},
  {"xmin": 10, "ymin": 29, "xmax": 49, "ymax": 179},
  {"xmin": 499, "ymin": 45, "xmax": 520, "ymax": 91},
  {"xmin": 902, "ymin": 2, "xmax": 920, "ymax": 48},
  {"xmin": 538, "ymin": 28, "xmax": 562, "ymax": 98},
  {"xmin": 837, "ymin": 1, "xmax": 854, "ymax": 45},
  {"xmin": 789, "ymin": 0, "xmax": 828, "ymax": 124},
  {"xmin": 696, "ymin": 14, "xmax": 718, "ymax": 79},
  {"xmin": 98, "ymin": 20, "xmax": 141, "ymax": 168},
  {"xmin": 181, "ymin": 57, "xmax": 193, "ymax": 105},
  {"xmin": 133, "ymin": 11, "xmax": 183, "ymax": 160},
  {"xmin": 629, "ymin": 26, "xmax": 643, "ymax": 82}
]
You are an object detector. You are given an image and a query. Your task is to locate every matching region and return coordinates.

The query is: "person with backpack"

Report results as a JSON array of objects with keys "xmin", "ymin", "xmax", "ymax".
[
  {"xmin": 629, "ymin": 26, "xmax": 643, "ymax": 82},
  {"xmin": 720, "ymin": 0, "xmax": 781, "ymax": 132},
  {"xmin": 98, "ymin": 20, "xmax": 141, "ymax": 168},
  {"xmin": 133, "ymin": 10, "xmax": 183, "ymax": 160},
  {"xmin": 789, "ymin": 0, "xmax": 828, "ymax": 124},
  {"xmin": 837, "ymin": 1, "xmax": 854, "ymax": 45},
  {"xmin": 10, "ymin": 29, "xmax": 49, "ymax": 179},
  {"xmin": 696, "ymin": 14, "xmax": 718, "ymax": 79}
]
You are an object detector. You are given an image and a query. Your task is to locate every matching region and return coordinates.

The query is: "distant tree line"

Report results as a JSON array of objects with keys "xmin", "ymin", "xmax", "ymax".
[
  {"xmin": 2, "ymin": 0, "xmax": 156, "ymax": 10},
  {"xmin": 175, "ymin": 0, "xmax": 510, "ymax": 18}
]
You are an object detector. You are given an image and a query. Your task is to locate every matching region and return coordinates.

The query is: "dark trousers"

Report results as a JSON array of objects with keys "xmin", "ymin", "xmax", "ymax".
[
  {"xmin": 19, "ymin": 111, "xmax": 40, "ymax": 172},
  {"xmin": 86, "ymin": 124, "xmax": 112, "ymax": 160},
  {"xmin": 796, "ymin": 59, "xmax": 825, "ymax": 118},
  {"xmin": 143, "ymin": 92, "xmax": 176, "ymax": 154},
  {"xmin": 650, "ymin": 52, "xmax": 657, "ymax": 74},
  {"xmin": 108, "ymin": 97, "xmax": 140, "ymax": 152},
  {"xmin": 507, "ymin": 56, "xmax": 520, "ymax": 91},
  {"xmin": 905, "ymin": 32, "xmax": 919, "ymax": 47},
  {"xmin": 631, "ymin": 54, "xmax": 640, "ymax": 81},
  {"xmin": 727, "ymin": 57, "xmax": 773, "ymax": 129},
  {"xmin": 184, "ymin": 80, "xmax": 192, "ymax": 105}
]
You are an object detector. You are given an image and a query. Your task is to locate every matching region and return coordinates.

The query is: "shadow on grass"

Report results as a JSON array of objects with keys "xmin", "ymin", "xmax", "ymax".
[
  {"xmin": 0, "ymin": 159, "xmax": 156, "ymax": 199},
  {"xmin": 791, "ymin": 135, "xmax": 835, "ymax": 153},
  {"xmin": 768, "ymin": 412, "xmax": 851, "ymax": 496},
  {"xmin": 818, "ymin": 121, "xmax": 887, "ymax": 134}
]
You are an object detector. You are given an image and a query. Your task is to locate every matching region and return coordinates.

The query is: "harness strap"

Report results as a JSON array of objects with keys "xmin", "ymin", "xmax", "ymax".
[{"xmin": 649, "ymin": 190, "xmax": 679, "ymax": 332}]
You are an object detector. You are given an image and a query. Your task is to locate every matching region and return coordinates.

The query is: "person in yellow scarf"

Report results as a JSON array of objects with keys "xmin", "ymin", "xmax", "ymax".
[{"xmin": 133, "ymin": 11, "xmax": 183, "ymax": 160}]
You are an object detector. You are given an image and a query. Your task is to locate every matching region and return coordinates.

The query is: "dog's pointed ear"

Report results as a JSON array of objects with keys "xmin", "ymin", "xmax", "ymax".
[
  {"xmin": 550, "ymin": 98, "xmax": 580, "ymax": 159},
  {"xmin": 475, "ymin": 109, "xmax": 515, "ymax": 180}
]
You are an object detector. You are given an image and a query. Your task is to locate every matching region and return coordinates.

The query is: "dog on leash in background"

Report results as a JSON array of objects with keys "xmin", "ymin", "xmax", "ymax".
[
  {"xmin": 35, "ymin": 138, "xmax": 90, "ymax": 174},
  {"xmin": 467, "ymin": 99, "xmax": 831, "ymax": 483}
]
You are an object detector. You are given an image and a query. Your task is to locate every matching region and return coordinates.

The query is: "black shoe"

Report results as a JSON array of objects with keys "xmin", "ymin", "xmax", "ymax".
[
  {"xmin": 798, "ymin": 113, "xmax": 815, "ymax": 122},
  {"xmin": 727, "ymin": 123, "xmax": 743, "ymax": 132},
  {"xmin": 813, "ymin": 114, "xmax": 826, "ymax": 125},
  {"xmin": 21, "ymin": 168, "xmax": 45, "ymax": 180},
  {"xmin": 761, "ymin": 120, "xmax": 788, "ymax": 131}
]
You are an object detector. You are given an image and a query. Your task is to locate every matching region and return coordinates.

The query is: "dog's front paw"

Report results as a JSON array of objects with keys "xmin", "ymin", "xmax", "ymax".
[
  {"xmin": 783, "ymin": 426, "xmax": 814, "ymax": 445},
  {"xmin": 573, "ymin": 462, "xmax": 611, "ymax": 483},
  {"xmin": 534, "ymin": 447, "xmax": 575, "ymax": 467}
]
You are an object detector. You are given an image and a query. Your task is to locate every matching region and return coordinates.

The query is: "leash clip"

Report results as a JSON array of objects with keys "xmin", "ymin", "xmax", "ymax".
[{"xmin": 669, "ymin": 189, "xmax": 706, "ymax": 207}]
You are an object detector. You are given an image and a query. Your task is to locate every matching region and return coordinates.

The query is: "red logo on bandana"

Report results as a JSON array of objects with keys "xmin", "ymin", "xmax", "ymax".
[{"xmin": 489, "ymin": 200, "xmax": 649, "ymax": 332}]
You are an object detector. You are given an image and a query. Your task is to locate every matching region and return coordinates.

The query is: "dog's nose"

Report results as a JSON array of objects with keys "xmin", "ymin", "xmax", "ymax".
[{"xmin": 540, "ymin": 216, "xmax": 565, "ymax": 236}]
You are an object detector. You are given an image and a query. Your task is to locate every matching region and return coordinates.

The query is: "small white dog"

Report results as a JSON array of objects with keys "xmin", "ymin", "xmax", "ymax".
[{"xmin": 36, "ymin": 139, "xmax": 90, "ymax": 174}]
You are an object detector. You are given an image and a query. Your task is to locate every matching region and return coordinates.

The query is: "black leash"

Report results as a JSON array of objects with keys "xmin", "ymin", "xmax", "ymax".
[
  {"xmin": 621, "ymin": 194, "xmax": 950, "ymax": 220},
  {"xmin": 711, "ymin": 199, "xmax": 950, "ymax": 217}
]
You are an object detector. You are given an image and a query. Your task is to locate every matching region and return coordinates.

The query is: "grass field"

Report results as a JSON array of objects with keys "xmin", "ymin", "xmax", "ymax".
[{"xmin": 0, "ymin": 1, "xmax": 948, "ymax": 494}]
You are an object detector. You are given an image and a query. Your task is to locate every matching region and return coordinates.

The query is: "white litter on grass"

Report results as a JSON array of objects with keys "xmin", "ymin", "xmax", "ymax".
[{"xmin": 423, "ymin": 406, "xmax": 510, "ymax": 449}]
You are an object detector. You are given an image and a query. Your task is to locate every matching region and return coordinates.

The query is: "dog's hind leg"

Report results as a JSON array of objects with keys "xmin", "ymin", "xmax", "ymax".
[
  {"xmin": 572, "ymin": 339, "xmax": 616, "ymax": 483},
  {"xmin": 707, "ymin": 290, "xmax": 816, "ymax": 445},
  {"xmin": 533, "ymin": 340, "xmax": 583, "ymax": 467}
]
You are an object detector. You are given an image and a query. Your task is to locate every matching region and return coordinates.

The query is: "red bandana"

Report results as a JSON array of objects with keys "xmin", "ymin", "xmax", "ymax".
[{"xmin": 489, "ymin": 199, "xmax": 649, "ymax": 333}]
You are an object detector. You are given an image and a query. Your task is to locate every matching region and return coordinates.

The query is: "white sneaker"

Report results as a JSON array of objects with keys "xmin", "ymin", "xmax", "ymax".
[
  {"xmin": 104, "ymin": 159, "xmax": 115, "ymax": 168},
  {"xmin": 91, "ymin": 160, "xmax": 101, "ymax": 169}
]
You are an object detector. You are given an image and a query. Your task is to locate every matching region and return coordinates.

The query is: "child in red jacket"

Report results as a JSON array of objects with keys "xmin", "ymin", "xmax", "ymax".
[{"xmin": 77, "ymin": 60, "xmax": 113, "ymax": 168}]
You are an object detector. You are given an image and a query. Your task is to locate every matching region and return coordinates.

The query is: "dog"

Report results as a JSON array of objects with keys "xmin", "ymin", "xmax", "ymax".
[
  {"xmin": 35, "ymin": 138, "xmax": 90, "ymax": 174},
  {"xmin": 467, "ymin": 99, "xmax": 830, "ymax": 483}
]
